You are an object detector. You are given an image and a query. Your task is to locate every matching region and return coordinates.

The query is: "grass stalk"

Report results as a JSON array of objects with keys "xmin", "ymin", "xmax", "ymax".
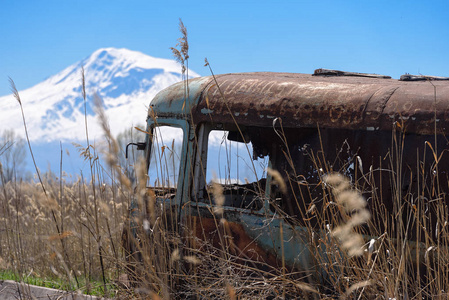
[{"xmin": 9, "ymin": 77, "xmax": 80, "ymax": 289}]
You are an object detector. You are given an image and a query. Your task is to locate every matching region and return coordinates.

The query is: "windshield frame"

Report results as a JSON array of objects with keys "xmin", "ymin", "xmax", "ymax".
[{"xmin": 146, "ymin": 118, "xmax": 189, "ymax": 205}]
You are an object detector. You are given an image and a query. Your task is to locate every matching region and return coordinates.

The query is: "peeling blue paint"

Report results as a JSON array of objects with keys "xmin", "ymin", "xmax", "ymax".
[{"xmin": 201, "ymin": 108, "xmax": 214, "ymax": 114}]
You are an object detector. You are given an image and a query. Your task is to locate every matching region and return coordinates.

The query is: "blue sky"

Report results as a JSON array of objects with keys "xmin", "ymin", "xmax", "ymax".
[{"xmin": 1, "ymin": 0, "xmax": 448, "ymax": 96}]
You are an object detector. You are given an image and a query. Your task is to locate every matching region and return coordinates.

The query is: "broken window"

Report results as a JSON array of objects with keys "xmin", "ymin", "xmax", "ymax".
[
  {"xmin": 248, "ymin": 126, "xmax": 321, "ymax": 223},
  {"xmin": 148, "ymin": 126, "xmax": 183, "ymax": 189},
  {"xmin": 204, "ymin": 129, "xmax": 267, "ymax": 210}
]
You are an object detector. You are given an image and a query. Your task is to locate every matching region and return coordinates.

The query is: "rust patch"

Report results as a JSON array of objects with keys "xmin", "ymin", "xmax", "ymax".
[
  {"xmin": 187, "ymin": 72, "xmax": 449, "ymax": 135},
  {"xmin": 185, "ymin": 215, "xmax": 279, "ymax": 270}
]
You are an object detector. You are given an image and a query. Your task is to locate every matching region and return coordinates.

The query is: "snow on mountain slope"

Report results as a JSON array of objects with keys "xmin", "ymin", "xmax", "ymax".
[{"xmin": 0, "ymin": 48, "xmax": 199, "ymax": 143}]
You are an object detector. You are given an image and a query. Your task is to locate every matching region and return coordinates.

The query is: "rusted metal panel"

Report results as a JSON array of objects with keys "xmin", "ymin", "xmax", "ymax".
[
  {"xmin": 185, "ymin": 215, "xmax": 280, "ymax": 269},
  {"xmin": 183, "ymin": 205, "xmax": 317, "ymax": 273},
  {"xmin": 314, "ymin": 68, "xmax": 392, "ymax": 79},
  {"xmin": 400, "ymin": 74, "xmax": 449, "ymax": 81},
  {"xmin": 149, "ymin": 72, "xmax": 449, "ymax": 134}
]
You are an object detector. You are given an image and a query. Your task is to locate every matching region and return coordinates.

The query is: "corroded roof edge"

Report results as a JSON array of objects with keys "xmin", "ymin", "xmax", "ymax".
[{"xmin": 150, "ymin": 72, "xmax": 449, "ymax": 135}]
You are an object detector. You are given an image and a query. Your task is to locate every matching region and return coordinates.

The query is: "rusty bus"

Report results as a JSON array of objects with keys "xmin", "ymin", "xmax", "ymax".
[{"xmin": 125, "ymin": 70, "xmax": 449, "ymax": 285}]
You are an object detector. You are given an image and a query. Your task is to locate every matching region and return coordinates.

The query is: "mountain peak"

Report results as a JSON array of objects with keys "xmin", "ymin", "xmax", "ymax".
[
  {"xmin": 0, "ymin": 48, "xmax": 199, "ymax": 143},
  {"xmin": 83, "ymin": 47, "xmax": 189, "ymax": 76}
]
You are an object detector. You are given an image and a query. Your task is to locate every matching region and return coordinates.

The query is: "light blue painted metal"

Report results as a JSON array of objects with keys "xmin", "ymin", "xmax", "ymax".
[{"xmin": 149, "ymin": 76, "xmax": 214, "ymax": 119}]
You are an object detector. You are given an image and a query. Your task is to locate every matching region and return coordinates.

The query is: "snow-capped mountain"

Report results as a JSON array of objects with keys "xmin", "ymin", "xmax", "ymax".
[{"xmin": 0, "ymin": 48, "xmax": 199, "ymax": 143}]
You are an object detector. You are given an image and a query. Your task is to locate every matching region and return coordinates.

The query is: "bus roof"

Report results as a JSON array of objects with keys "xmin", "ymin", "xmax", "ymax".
[{"xmin": 149, "ymin": 72, "xmax": 449, "ymax": 134}]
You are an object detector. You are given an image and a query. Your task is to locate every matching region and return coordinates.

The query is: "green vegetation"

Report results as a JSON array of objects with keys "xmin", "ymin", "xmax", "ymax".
[{"xmin": 0, "ymin": 269, "xmax": 117, "ymax": 297}]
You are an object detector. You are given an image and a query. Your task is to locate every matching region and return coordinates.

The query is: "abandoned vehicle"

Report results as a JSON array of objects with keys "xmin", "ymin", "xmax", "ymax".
[{"xmin": 124, "ymin": 69, "xmax": 449, "ymax": 281}]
